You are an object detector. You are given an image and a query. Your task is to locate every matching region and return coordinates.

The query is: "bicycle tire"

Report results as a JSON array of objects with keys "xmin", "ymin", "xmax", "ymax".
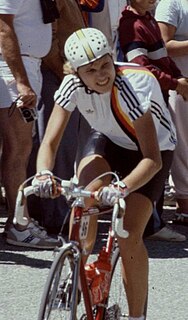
[
  {"xmin": 102, "ymin": 244, "xmax": 148, "ymax": 320},
  {"xmin": 102, "ymin": 245, "xmax": 129, "ymax": 320},
  {"xmin": 37, "ymin": 244, "xmax": 80, "ymax": 320}
]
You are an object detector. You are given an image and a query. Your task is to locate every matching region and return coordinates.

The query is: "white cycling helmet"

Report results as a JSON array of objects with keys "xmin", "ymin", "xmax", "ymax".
[{"xmin": 64, "ymin": 28, "xmax": 112, "ymax": 70}]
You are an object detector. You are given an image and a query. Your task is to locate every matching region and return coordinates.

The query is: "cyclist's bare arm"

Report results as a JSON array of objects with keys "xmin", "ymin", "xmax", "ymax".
[
  {"xmin": 0, "ymin": 14, "xmax": 36, "ymax": 107},
  {"xmin": 121, "ymin": 110, "xmax": 162, "ymax": 192},
  {"xmin": 36, "ymin": 104, "xmax": 71, "ymax": 172}
]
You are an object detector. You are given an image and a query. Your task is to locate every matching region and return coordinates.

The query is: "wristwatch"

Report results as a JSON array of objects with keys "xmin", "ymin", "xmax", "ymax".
[
  {"xmin": 113, "ymin": 181, "xmax": 127, "ymax": 189},
  {"xmin": 113, "ymin": 181, "xmax": 130, "ymax": 197}
]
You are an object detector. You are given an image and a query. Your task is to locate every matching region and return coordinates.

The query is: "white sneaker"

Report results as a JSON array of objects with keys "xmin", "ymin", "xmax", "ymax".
[
  {"xmin": 146, "ymin": 226, "xmax": 186, "ymax": 242},
  {"xmin": 6, "ymin": 219, "xmax": 62, "ymax": 249}
]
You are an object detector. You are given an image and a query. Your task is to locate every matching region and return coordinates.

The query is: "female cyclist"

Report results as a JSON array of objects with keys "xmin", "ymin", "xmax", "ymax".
[{"xmin": 32, "ymin": 28, "xmax": 176, "ymax": 320}]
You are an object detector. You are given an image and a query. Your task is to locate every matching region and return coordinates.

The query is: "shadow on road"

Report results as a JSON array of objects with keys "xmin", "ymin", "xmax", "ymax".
[
  {"xmin": 0, "ymin": 233, "xmax": 53, "ymax": 269},
  {"xmin": 0, "ymin": 250, "xmax": 52, "ymax": 268},
  {"xmin": 145, "ymin": 238, "xmax": 188, "ymax": 259}
]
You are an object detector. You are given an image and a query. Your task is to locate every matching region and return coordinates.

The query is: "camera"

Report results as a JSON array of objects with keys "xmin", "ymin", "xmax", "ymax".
[
  {"xmin": 40, "ymin": 0, "xmax": 60, "ymax": 24},
  {"xmin": 19, "ymin": 107, "xmax": 37, "ymax": 123}
]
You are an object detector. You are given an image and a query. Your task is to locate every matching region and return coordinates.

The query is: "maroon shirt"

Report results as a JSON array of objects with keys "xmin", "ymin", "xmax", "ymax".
[{"xmin": 119, "ymin": 7, "xmax": 182, "ymax": 102}]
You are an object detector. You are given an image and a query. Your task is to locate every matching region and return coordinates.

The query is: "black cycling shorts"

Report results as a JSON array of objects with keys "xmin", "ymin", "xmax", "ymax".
[{"xmin": 81, "ymin": 129, "xmax": 173, "ymax": 204}]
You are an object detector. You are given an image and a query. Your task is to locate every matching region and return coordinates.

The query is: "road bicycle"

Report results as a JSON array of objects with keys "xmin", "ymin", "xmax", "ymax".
[{"xmin": 14, "ymin": 173, "xmax": 147, "ymax": 320}]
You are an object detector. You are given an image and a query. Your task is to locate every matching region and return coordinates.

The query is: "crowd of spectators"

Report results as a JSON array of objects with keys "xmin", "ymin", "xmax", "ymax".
[{"xmin": 0, "ymin": 0, "xmax": 187, "ymax": 249}]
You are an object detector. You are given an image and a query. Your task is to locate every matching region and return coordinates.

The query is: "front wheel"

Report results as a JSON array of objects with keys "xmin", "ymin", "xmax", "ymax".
[
  {"xmin": 103, "ymin": 245, "xmax": 129, "ymax": 319},
  {"xmin": 38, "ymin": 244, "xmax": 80, "ymax": 320},
  {"xmin": 103, "ymin": 245, "xmax": 147, "ymax": 320}
]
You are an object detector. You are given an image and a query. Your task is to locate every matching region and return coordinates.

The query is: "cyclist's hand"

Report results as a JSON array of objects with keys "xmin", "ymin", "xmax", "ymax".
[
  {"xmin": 98, "ymin": 181, "xmax": 129, "ymax": 206},
  {"xmin": 32, "ymin": 170, "xmax": 60, "ymax": 198}
]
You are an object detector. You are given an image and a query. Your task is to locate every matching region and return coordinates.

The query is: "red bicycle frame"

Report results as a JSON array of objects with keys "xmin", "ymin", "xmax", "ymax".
[{"xmin": 69, "ymin": 197, "xmax": 116, "ymax": 320}]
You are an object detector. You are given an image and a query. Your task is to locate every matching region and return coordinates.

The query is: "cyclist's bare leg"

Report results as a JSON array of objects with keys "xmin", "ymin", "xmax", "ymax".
[
  {"xmin": 70, "ymin": 154, "xmax": 111, "ymax": 259},
  {"xmin": 117, "ymin": 192, "xmax": 152, "ymax": 318},
  {"xmin": 0, "ymin": 108, "xmax": 33, "ymax": 228}
]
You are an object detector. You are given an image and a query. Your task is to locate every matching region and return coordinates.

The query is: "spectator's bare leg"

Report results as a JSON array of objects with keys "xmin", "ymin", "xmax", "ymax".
[{"xmin": 0, "ymin": 107, "xmax": 33, "ymax": 225}]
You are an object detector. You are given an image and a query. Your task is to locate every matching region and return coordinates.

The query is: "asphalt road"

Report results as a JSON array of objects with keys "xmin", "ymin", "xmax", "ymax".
[{"xmin": 0, "ymin": 205, "xmax": 188, "ymax": 320}]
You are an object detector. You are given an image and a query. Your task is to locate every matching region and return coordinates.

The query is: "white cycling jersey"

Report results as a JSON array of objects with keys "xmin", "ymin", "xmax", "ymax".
[{"xmin": 54, "ymin": 62, "xmax": 176, "ymax": 151}]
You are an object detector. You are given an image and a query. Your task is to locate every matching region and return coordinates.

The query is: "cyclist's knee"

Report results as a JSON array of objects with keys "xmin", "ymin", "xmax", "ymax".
[
  {"xmin": 118, "ymin": 230, "xmax": 144, "ymax": 253},
  {"xmin": 78, "ymin": 155, "xmax": 111, "ymax": 188}
]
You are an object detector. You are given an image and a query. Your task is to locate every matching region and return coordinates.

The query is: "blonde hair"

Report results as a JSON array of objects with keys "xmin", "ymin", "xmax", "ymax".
[{"xmin": 63, "ymin": 61, "xmax": 76, "ymax": 75}]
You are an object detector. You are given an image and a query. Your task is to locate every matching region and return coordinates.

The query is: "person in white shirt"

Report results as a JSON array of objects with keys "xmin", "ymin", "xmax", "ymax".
[
  {"xmin": 91, "ymin": 0, "xmax": 127, "ymax": 59},
  {"xmin": 155, "ymin": 0, "xmax": 188, "ymax": 225},
  {"xmin": 0, "ymin": 0, "xmax": 60, "ymax": 248}
]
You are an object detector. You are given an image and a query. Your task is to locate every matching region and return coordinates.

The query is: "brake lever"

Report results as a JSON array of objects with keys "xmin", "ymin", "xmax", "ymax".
[{"xmin": 114, "ymin": 198, "xmax": 129, "ymax": 239}]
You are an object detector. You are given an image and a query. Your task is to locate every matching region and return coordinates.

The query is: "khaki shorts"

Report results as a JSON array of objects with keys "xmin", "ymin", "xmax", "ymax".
[{"xmin": 0, "ymin": 55, "xmax": 42, "ymax": 108}]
